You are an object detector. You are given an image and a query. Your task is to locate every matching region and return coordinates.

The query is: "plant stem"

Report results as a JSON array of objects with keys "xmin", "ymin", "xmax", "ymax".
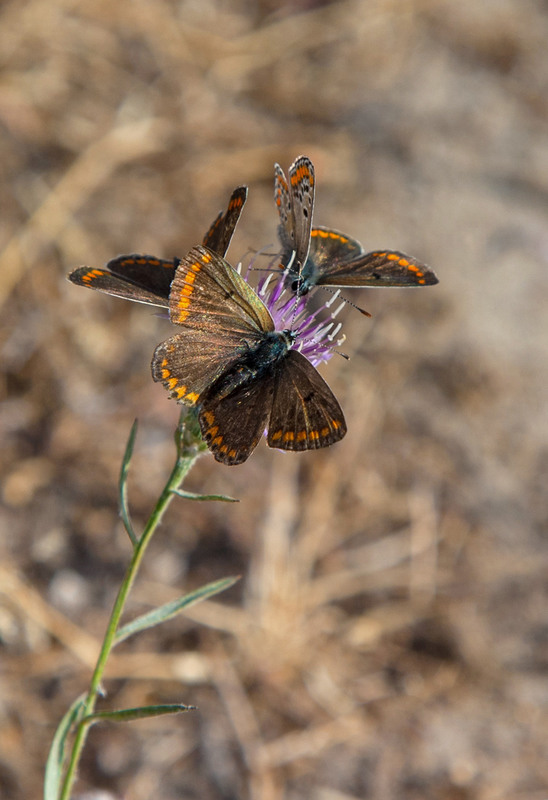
[{"xmin": 58, "ymin": 416, "xmax": 200, "ymax": 800}]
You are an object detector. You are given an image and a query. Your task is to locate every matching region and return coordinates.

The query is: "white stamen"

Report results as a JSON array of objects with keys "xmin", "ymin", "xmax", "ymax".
[
  {"xmin": 328, "ymin": 322, "xmax": 343, "ymax": 341},
  {"xmin": 236, "ymin": 261, "xmax": 243, "ymax": 274},
  {"xmin": 284, "ymin": 250, "xmax": 296, "ymax": 274},
  {"xmin": 259, "ymin": 273, "xmax": 273, "ymax": 296},
  {"xmin": 332, "ymin": 301, "xmax": 346, "ymax": 319},
  {"xmin": 314, "ymin": 322, "xmax": 334, "ymax": 339},
  {"xmin": 325, "ymin": 289, "xmax": 342, "ymax": 307}
]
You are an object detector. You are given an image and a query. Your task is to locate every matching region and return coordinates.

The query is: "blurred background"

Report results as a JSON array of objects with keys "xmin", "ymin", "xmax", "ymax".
[{"xmin": 1, "ymin": 1, "xmax": 547, "ymax": 798}]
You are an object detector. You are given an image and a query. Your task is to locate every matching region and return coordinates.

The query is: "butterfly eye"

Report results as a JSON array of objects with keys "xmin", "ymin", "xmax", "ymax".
[{"xmin": 290, "ymin": 278, "xmax": 310, "ymax": 295}]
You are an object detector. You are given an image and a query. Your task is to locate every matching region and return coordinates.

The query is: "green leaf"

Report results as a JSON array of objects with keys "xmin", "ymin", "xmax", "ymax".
[
  {"xmin": 44, "ymin": 694, "xmax": 86, "ymax": 800},
  {"xmin": 113, "ymin": 575, "xmax": 239, "ymax": 645},
  {"xmin": 171, "ymin": 488, "xmax": 239, "ymax": 503},
  {"xmin": 119, "ymin": 419, "xmax": 139, "ymax": 545},
  {"xmin": 82, "ymin": 703, "xmax": 195, "ymax": 727}
]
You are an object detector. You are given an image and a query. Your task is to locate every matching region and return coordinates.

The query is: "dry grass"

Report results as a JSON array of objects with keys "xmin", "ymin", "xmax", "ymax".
[{"xmin": 1, "ymin": 0, "xmax": 547, "ymax": 798}]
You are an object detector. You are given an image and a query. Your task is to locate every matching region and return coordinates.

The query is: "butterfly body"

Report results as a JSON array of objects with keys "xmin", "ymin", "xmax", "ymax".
[
  {"xmin": 201, "ymin": 329, "xmax": 295, "ymax": 405},
  {"xmin": 152, "ymin": 245, "xmax": 346, "ymax": 465}
]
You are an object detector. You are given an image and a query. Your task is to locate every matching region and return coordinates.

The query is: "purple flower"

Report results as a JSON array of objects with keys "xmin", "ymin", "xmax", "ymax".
[{"xmin": 251, "ymin": 265, "xmax": 347, "ymax": 367}]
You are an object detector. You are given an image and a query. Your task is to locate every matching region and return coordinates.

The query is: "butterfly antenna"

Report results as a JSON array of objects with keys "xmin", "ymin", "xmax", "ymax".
[
  {"xmin": 245, "ymin": 244, "xmax": 282, "ymax": 272},
  {"xmin": 320, "ymin": 286, "xmax": 372, "ymax": 317}
]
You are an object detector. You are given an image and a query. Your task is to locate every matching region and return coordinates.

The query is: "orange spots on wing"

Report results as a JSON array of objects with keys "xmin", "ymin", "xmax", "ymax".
[
  {"xmin": 309, "ymin": 430, "xmax": 319, "ymax": 441},
  {"xmin": 271, "ymin": 430, "xmax": 283, "ymax": 441},
  {"xmin": 311, "ymin": 229, "xmax": 350, "ymax": 244},
  {"xmin": 398, "ymin": 258, "xmax": 409, "ymax": 267},
  {"xmin": 229, "ymin": 196, "xmax": 244, "ymax": 211},
  {"xmin": 387, "ymin": 253, "xmax": 399, "ymax": 261},
  {"xmin": 228, "ymin": 449, "xmax": 237, "ymax": 459},
  {"xmin": 296, "ymin": 431, "xmax": 307, "ymax": 443},
  {"xmin": 320, "ymin": 426, "xmax": 330, "ymax": 437},
  {"xmin": 406, "ymin": 263, "xmax": 425, "ymax": 281},
  {"xmin": 291, "ymin": 163, "xmax": 314, "ymax": 187},
  {"xmin": 283, "ymin": 431, "xmax": 294, "ymax": 443},
  {"xmin": 186, "ymin": 392, "xmax": 199, "ymax": 404},
  {"xmin": 212, "ymin": 435, "xmax": 223, "ymax": 446},
  {"xmin": 82, "ymin": 268, "xmax": 104, "ymax": 282},
  {"xmin": 203, "ymin": 411, "xmax": 215, "ymax": 426}
]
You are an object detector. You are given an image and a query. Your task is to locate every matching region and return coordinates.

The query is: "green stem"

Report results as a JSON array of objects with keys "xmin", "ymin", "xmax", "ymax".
[{"xmin": 58, "ymin": 413, "xmax": 200, "ymax": 800}]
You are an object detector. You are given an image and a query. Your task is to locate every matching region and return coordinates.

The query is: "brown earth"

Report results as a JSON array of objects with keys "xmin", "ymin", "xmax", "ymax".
[{"xmin": 0, "ymin": 1, "xmax": 547, "ymax": 798}]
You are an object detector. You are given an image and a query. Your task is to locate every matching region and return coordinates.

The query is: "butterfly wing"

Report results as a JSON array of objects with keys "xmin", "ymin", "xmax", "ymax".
[
  {"xmin": 275, "ymin": 156, "xmax": 315, "ymax": 272},
  {"xmin": 308, "ymin": 227, "xmax": 364, "ymax": 270},
  {"xmin": 68, "ymin": 257, "xmax": 175, "ymax": 307},
  {"xmin": 152, "ymin": 329, "xmax": 257, "ymax": 406},
  {"xmin": 202, "ymin": 186, "xmax": 248, "ymax": 257},
  {"xmin": 199, "ymin": 374, "xmax": 275, "ymax": 465},
  {"xmin": 106, "ymin": 253, "xmax": 177, "ymax": 303},
  {"xmin": 296, "ymin": 226, "xmax": 364, "ymax": 291},
  {"xmin": 287, "ymin": 156, "xmax": 315, "ymax": 270},
  {"xmin": 168, "ymin": 245, "xmax": 274, "ymax": 332},
  {"xmin": 267, "ymin": 350, "xmax": 346, "ymax": 451},
  {"xmin": 152, "ymin": 245, "xmax": 274, "ymax": 406},
  {"xmin": 315, "ymin": 249, "xmax": 439, "ymax": 287},
  {"xmin": 274, "ymin": 162, "xmax": 295, "ymax": 263}
]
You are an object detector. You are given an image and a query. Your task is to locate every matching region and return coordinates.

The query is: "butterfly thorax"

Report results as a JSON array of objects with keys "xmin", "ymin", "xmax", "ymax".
[{"xmin": 202, "ymin": 329, "xmax": 296, "ymax": 404}]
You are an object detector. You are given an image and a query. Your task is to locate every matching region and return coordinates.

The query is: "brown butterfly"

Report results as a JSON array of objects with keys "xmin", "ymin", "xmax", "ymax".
[
  {"xmin": 275, "ymin": 156, "xmax": 438, "ymax": 294},
  {"xmin": 151, "ymin": 245, "xmax": 346, "ymax": 465}
]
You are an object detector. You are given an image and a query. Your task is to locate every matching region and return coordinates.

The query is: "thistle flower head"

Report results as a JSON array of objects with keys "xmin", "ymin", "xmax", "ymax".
[{"xmin": 254, "ymin": 268, "xmax": 346, "ymax": 367}]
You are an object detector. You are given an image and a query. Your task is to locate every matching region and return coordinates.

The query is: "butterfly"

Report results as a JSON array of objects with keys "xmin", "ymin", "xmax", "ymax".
[
  {"xmin": 68, "ymin": 186, "xmax": 248, "ymax": 306},
  {"xmin": 275, "ymin": 156, "xmax": 438, "ymax": 294},
  {"xmin": 151, "ymin": 245, "xmax": 347, "ymax": 465}
]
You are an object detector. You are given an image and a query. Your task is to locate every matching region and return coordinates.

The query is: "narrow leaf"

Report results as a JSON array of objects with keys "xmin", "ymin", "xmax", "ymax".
[
  {"xmin": 172, "ymin": 488, "xmax": 239, "ymax": 503},
  {"xmin": 113, "ymin": 575, "xmax": 239, "ymax": 645},
  {"xmin": 44, "ymin": 694, "xmax": 86, "ymax": 800},
  {"xmin": 82, "ymin": 703, "xmax": 195, "ymax": 727},
  {"xmin": 119, "ymin": 419, "xmax": 138, "ymax": 545}
]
